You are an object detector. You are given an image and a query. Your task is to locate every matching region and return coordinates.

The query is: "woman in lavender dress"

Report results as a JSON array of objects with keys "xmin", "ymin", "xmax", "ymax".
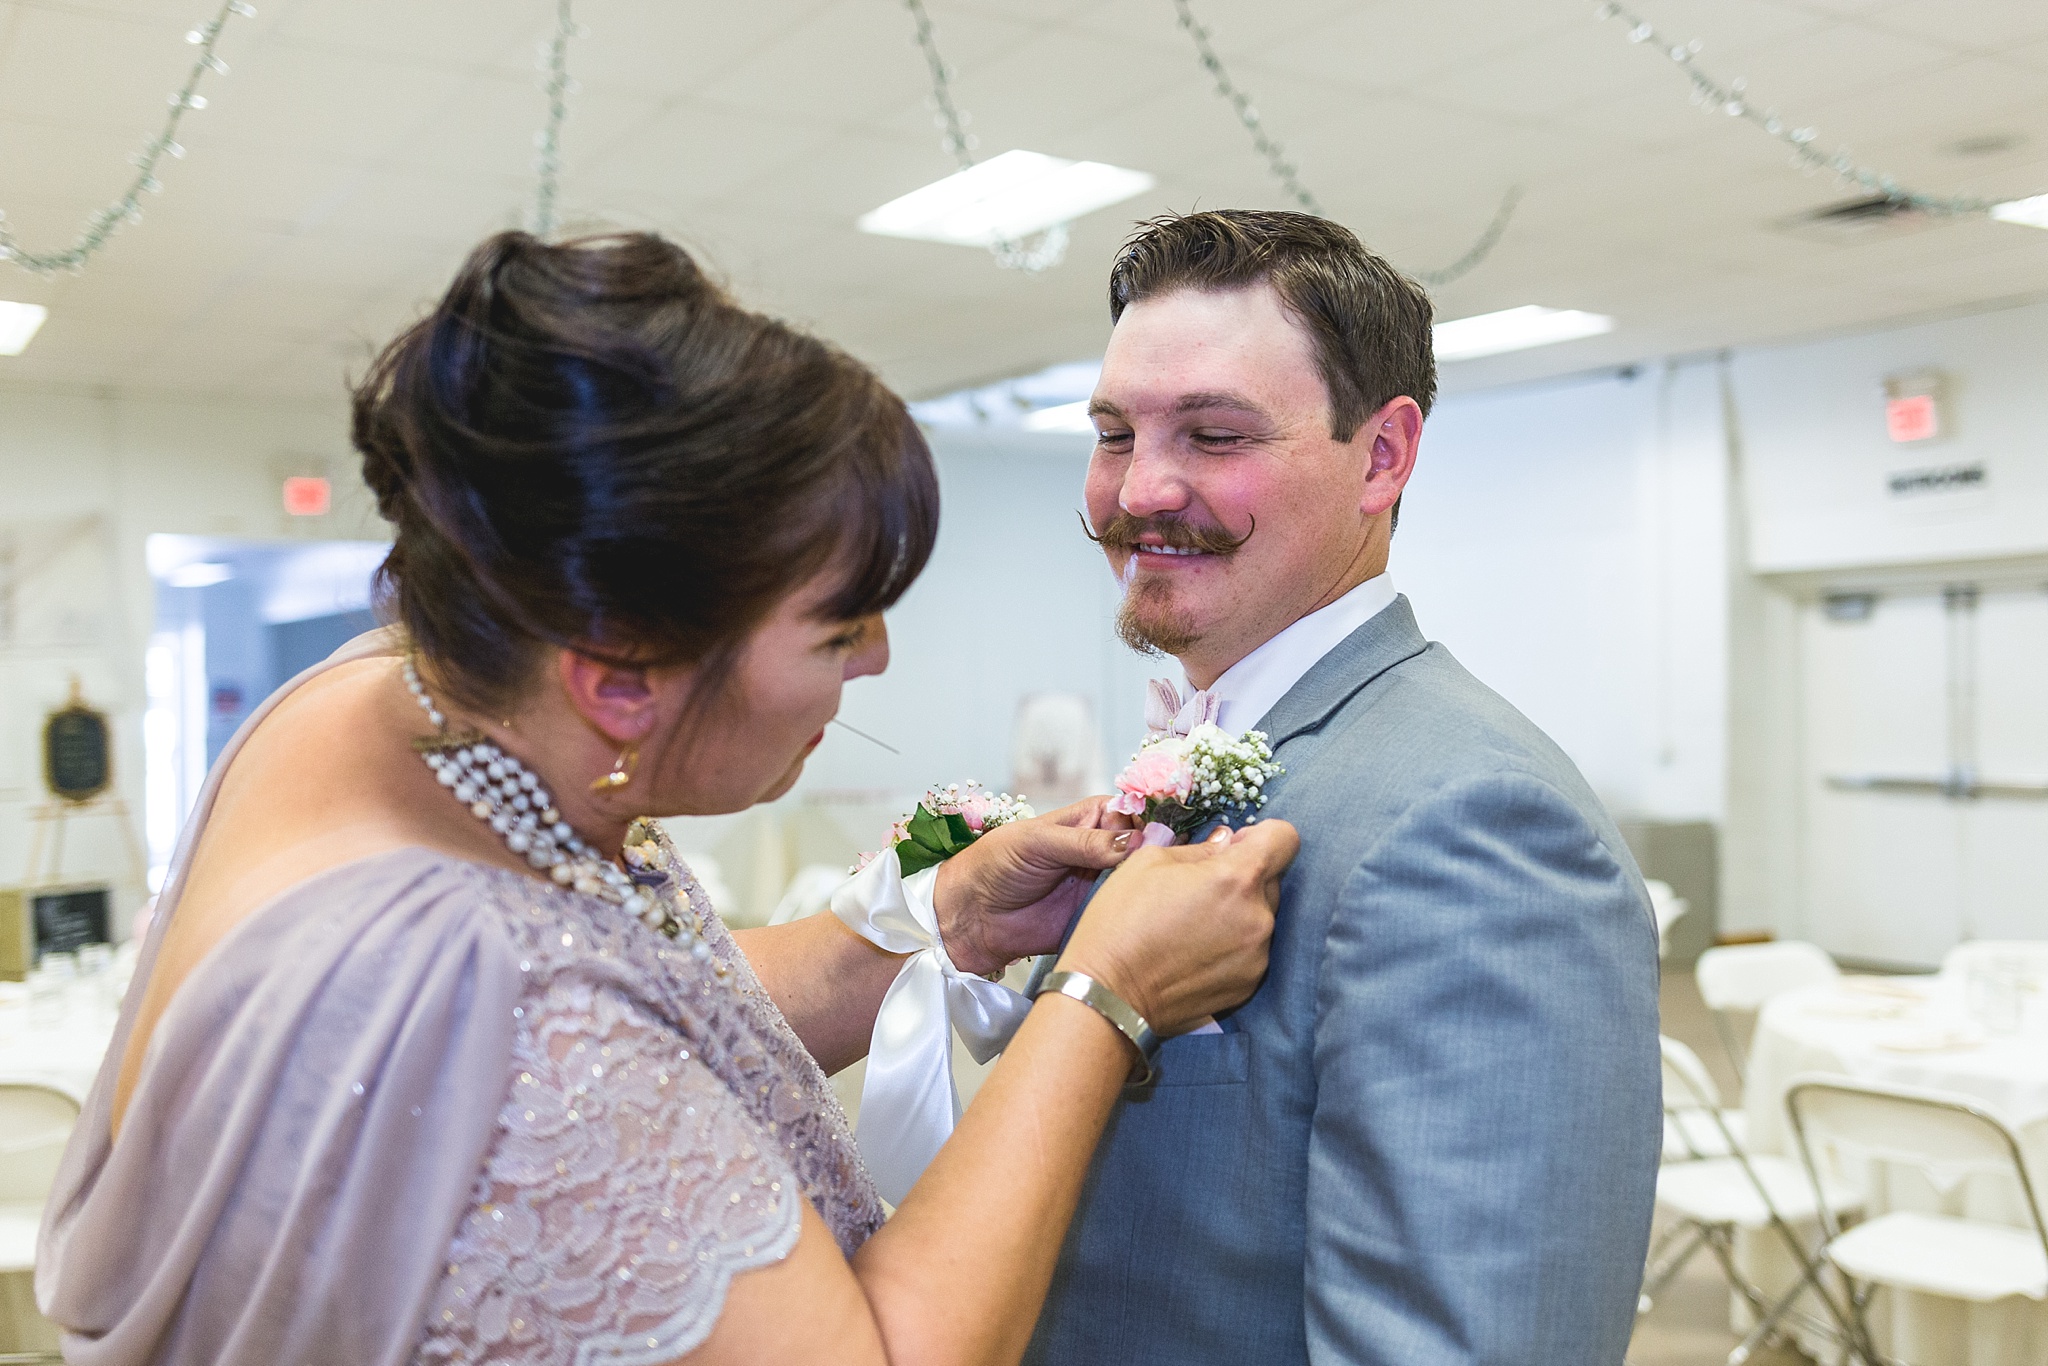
[{"xmin": 36, "ymin": 232, "xmax": 1293, "ymax": 1366}]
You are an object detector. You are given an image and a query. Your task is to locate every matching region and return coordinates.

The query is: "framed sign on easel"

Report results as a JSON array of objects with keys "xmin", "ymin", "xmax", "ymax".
[{"xmin": 1, "ymin": 678, "xmax": 147, "ymax": 979}]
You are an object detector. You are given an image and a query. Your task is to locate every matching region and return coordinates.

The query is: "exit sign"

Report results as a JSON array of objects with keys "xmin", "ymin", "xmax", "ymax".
[
  {"xmin": 282, "ymin": 475, "xmax": 331, "ymax": 516},
  {"xmin": 1885, "ymin": 392, "xmax": 1939, "ymax": 443}
]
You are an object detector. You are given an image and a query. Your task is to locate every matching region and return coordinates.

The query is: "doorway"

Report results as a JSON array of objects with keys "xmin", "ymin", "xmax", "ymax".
[
  {"xmin": 142, "ymin": 535, "xmax": 387, "ymax": 890},
  {"xmin": 1799, "ymin": 580, "xmax": 2048, "ymax": 965}
]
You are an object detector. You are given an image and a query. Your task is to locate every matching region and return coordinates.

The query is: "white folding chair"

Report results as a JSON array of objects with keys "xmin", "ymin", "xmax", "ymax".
[
  {"xmin": 1785, "ymin": 1077, "xmax": 2048, "ymax": 1365},
  {"xmin": 1694, "ymin": 940, "xmax": 1839, "ymax": 1085},
  {"xmin": 0, "ymin": 1082, "xmax": 78, "ymax": 1274},
  {"xmin": 1646, "ymin": 880, "xmax": 1689, "ymax": 961},
  {"xmin": 0, "ymin": 1083, "xmax": 78, "ymax": 1365},
  {"xmin": 1663, "ymin": 1089, "xmax": 1749, "ymax": 1164},
  {"xmin": 1641, "ymin": 1038, "xmax": 1867, "ymax": 1364}
]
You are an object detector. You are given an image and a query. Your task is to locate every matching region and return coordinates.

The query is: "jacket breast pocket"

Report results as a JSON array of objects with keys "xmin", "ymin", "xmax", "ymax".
[{"xmin": 1144, "ymin": 1030, "xmax": 1251, "ymax": 1088}]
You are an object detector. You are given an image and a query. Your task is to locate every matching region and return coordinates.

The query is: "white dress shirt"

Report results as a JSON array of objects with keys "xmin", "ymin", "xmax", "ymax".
[{"xmin": 1195, "ymin": 573, "xmax": 1398, "ymax": 734}]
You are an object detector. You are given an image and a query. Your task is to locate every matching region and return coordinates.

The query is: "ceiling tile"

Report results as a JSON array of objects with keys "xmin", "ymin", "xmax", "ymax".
[
  {"xmin": 1695, "ymin": 16, "xmax": 1961, "ymax": 104},
  {"xmin": 692, "ymin": 0, "xmax": 1033, "ymax": 126},
  {"xmin": 1785, "ymin": 56, "xmax": 2048, "ymax": 183},
  {"xmin": 0, "ymin": 3, "xmax": 208, "ymax": 137},
  {"xmin": 1864, "ymin": 0, "xmax": 2048, "ymax": 53},
  {"xmin": 1253, "ymin": 0, "xmax": 1588, "ymax": 92},
  {"xmin": 570, "ymin": 0, "xmax": 834, "ymax": 99},
  {"xmin": 2004, "ymin": 35, "xmax": 2048, "ymax": 75},
  {"xmin": 259, "ymin": 0, "xmax": 534, "ymax": 76},
  {"xmin": 577, "ymin": 100, "xmax": 845, "ymax": 207}
]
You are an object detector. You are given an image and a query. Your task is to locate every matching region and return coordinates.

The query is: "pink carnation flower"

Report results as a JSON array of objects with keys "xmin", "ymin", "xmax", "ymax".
[
  {"xmin": 1110, "ymin": 747, "xmax": 1192, "ymax": 816},
  {"xmin": 954, "ymin": 792, "xmax": 993, "ymax": 832}
]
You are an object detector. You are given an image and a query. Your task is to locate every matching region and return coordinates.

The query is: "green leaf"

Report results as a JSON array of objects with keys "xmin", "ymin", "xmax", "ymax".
[
  {"xmin": 893, "ymin": 803, "xmax": 981, "ymax": 876},
  {"xmin": 903, "ymin": 805, "xmax": 954, "ymax": 854},
  {"xmin": 897, "ymin": 841, "xmax": 944, "ymax": 876}
]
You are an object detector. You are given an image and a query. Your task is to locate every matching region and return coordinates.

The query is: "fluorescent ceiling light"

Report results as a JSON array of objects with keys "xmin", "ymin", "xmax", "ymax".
[
  {"xmin": 1990, "ymin": 193, "xmax": 2048, "ymax": 230},
  {"xmin": 0, "ymin": 300, "xmax": 48, "ymax": 356},
  {"xmin": 1021, "ymin": 400, "xmax": 1096, "ymax": 434},
  {"xmin": 167, "ymin": 561, "xmax": 233, "ymax": 588},
  {"xmin": 859, "ymin": 150, "xmax": 1155, "ymax": 248},
  {"xmin": 1433, "ymin": 305, "xmax": 1615, "ymax": 362}
]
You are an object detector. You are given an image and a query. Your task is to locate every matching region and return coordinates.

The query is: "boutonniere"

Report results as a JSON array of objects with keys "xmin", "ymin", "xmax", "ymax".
[
  {"xmin": 1109, "ymin": 724, "xmax": 1283, "ymax": 846},
  {"xmin": 854, "ymin": 781, "xmax": 1036, "ymax": 876}
]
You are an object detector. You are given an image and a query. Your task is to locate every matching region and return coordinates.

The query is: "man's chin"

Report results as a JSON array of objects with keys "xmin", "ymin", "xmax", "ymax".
[{"xmin": 1116, "ymin": 600, "xmax": 1202, "ymax": 658}]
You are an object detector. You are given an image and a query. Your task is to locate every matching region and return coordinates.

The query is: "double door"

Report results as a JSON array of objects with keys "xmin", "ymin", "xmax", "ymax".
[{"xmin": 1800, "ymin": 583, "xmax": 2048, "ymax": 965}]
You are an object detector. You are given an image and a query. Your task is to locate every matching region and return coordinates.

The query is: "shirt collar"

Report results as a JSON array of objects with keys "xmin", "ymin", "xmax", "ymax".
[{"xmin": 1190, "ymin": 573, "xmax": 1399, "ymax": 735}]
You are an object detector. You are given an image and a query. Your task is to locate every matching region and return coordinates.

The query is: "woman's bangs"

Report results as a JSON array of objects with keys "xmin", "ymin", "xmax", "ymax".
[{"xmin": 817, "ymin": 407, "xmax": 939, "ymax": 622}]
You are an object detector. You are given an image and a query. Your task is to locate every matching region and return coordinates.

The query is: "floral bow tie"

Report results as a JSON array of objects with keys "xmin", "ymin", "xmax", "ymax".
[{"xmin": 1144, "ymin": 678, "xmax": 1222, "ymax": 738}]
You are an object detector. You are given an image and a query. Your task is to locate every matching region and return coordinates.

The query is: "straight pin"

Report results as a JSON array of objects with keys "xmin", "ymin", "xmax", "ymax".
[{"xmin": 830, "ymin": 718, "xmax": 900, "ymax": 755}]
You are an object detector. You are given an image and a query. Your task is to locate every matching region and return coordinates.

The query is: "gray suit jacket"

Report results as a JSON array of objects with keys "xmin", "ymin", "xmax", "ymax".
[{"xmin": 1026, "ymin": 597, "xmax": 1662, "ymax": 1366}]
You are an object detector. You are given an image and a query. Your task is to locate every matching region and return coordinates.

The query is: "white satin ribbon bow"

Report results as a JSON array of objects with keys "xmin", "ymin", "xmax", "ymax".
[
  {"xmin": 831, "ymin": 851, "xmax": 1032, "ymax": 1205},
  {"xmin": 1144, "ymin": 678, "xmax": 1221, "ymax": 738}
]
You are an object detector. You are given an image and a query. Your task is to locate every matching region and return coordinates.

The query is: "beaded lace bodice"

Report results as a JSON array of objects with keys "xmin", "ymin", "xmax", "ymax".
[{"xmin": 414, "ymin": 841, "xmax": 882, "ymax": 1364}]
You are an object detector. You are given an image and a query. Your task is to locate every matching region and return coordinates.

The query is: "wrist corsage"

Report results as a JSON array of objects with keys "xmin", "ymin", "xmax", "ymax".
[
  {"xmin": 1110, "ymin": 723, "xmax": 1283, "ymax": 846},
  {"xmin": 854, "ymin": 781, "xmax": 1036, "ymax": 876},
  {"xmin": 834, "ymin": 778, "xmax": 1038, "ymax": 1207}
]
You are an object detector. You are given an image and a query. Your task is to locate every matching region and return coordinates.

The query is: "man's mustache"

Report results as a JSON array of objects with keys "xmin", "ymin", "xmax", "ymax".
[{"xmin": 1079, "ymin": 511, "xmax": 1254, "ymax": 556}]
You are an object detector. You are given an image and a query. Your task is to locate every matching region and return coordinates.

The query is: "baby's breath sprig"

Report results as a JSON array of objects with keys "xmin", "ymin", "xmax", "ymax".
[{"xmin": 1111, "ymin": 724, "xmax": 1283, "ymax": 840}]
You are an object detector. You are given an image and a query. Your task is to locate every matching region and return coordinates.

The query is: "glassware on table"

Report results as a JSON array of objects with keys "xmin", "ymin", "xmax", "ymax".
[
  {"xmin": 28, "ymin": 959, "xmax": 69, "ymax": 1029},
  {"xmin": 77, "ymin": 942, "xmax": 113, "ymax": 978},
  {"xmin": 0, "ymin": 982, "xmax": 27, "ymax": 1049},
  {"xmin": 1964, "ymin": 956, "xmax": 2027, "ymax": 1036}
]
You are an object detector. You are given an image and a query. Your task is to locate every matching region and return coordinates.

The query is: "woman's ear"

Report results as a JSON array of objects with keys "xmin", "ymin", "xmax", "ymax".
[
  {"xmin": 1359, "ymin": 396, "xmax": 1423, "ymax": 519},
  {"xmin": 556, "ymin": 649, "xmax": 661, "ymax": 744}
]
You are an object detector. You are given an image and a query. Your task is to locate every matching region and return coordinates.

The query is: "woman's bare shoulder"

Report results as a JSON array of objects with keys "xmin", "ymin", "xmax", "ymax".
[{"xmin": 115, "ymin": 653, "xmax": 519, "ymax": 1134}]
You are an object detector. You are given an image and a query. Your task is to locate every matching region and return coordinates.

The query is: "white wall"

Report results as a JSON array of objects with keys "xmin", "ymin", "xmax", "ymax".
[
  {"xmin": 1734, "ymin": 299, "xmax": 2048, "ymax": 575},
  {"xmin": 1397, "ymin": 363, "xmax": 1732, "ymax": 824}
]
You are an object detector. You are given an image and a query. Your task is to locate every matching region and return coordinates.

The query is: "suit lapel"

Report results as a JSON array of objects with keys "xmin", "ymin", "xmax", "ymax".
[{"xmin": 1253, "ymin": 595, "xmax": 1429, "ymax": 747}]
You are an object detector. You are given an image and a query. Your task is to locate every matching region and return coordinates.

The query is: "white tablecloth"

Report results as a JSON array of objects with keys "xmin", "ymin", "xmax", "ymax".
[
  {"xmin": 0, "ymin": 981, "xmax": 121, "ymax": 1102},
  {"xmin": 1740, "ymin": 975, "xmax": 2048, "ymax": 1365}
]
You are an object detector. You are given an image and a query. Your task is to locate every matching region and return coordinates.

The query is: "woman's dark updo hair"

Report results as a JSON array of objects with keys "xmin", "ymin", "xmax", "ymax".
[{"xmin": 353, "ymin": 230, "xmax": 938, "ymax": 716}]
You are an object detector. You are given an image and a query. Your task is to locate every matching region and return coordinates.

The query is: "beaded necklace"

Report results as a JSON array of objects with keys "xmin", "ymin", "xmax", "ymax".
[{"xmin": 403, "ymin": 654, "xmax": 707, "ymax": 951}]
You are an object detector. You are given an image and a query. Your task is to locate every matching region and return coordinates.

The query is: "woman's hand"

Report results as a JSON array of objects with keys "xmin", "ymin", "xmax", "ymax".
[
  {"xmin": 1058, "ymin": 820, "xmax": 1297, "ymax": 1037},
  {"xmin": 934, "ymin": 797, "xmax": 1138, "ymax": 977}
]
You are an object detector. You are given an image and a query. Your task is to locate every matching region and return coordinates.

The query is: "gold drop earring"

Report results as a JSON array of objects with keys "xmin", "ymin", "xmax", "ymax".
[{"xmin": 591, "ymin": 743, "xmax": 638, "ymax": 792}]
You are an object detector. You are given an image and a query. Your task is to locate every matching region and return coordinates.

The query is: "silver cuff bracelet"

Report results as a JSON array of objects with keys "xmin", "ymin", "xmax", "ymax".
[{"xmin": 1033, "ymin": 969, "xmax": 1160, "ymax": 1086}]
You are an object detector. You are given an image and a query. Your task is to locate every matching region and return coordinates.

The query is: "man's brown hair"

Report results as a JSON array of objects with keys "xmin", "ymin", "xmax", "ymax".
[{"xmin": 1106, "ymin": 210, "xmax": 1437, "ymax": 435}]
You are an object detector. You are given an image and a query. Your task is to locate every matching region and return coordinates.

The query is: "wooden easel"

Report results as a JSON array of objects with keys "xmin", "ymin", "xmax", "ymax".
[{"xmin": 20, "ymin": 793, "xmax": 149, "ymax": 892}]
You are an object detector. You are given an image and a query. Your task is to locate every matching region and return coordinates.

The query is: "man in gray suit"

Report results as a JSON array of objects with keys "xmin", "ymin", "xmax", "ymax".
[{"xmin": 1027, "ymin": 211, "xmax": 1662, "ymax": 1365}]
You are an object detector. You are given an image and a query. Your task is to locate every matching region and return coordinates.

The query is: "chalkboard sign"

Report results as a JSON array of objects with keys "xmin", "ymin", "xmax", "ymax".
[
  {"xmin": 32, "ymin": 885, "xmax": 110, "ymax": 958},
  {"xmin": 44, "ymin": 701, "xmax": 112, "ymax": 803}
]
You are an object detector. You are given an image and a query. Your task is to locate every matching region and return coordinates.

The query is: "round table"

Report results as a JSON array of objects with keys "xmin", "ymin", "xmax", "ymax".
[
  {"xmin": 0, "ymin": 977, "xmax": 123, "ymax": 1102},
  {"xmin": 1738, "ymin": 975, "xmax": 2048, "ymax": 1366}
]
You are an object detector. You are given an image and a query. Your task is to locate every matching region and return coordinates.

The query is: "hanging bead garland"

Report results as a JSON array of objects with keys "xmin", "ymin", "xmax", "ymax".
[
  {"xmin": 529, "ymin": 0, "xmax": 580, "ymax": 237},
  {"xmin": 0, "ymin": 0, "xmax": 255, "ymax": 276}
]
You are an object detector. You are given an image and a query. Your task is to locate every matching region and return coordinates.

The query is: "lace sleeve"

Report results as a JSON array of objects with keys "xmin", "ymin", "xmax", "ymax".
[{"xmin": 417, "ymin": 978, "xmax": 804, "ymax": 1366}]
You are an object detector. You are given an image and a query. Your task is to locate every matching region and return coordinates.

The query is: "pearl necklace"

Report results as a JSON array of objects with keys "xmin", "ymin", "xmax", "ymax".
[{"xmin": 404, "ymin": 655, "xmax": 695, "ymax": 944}]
